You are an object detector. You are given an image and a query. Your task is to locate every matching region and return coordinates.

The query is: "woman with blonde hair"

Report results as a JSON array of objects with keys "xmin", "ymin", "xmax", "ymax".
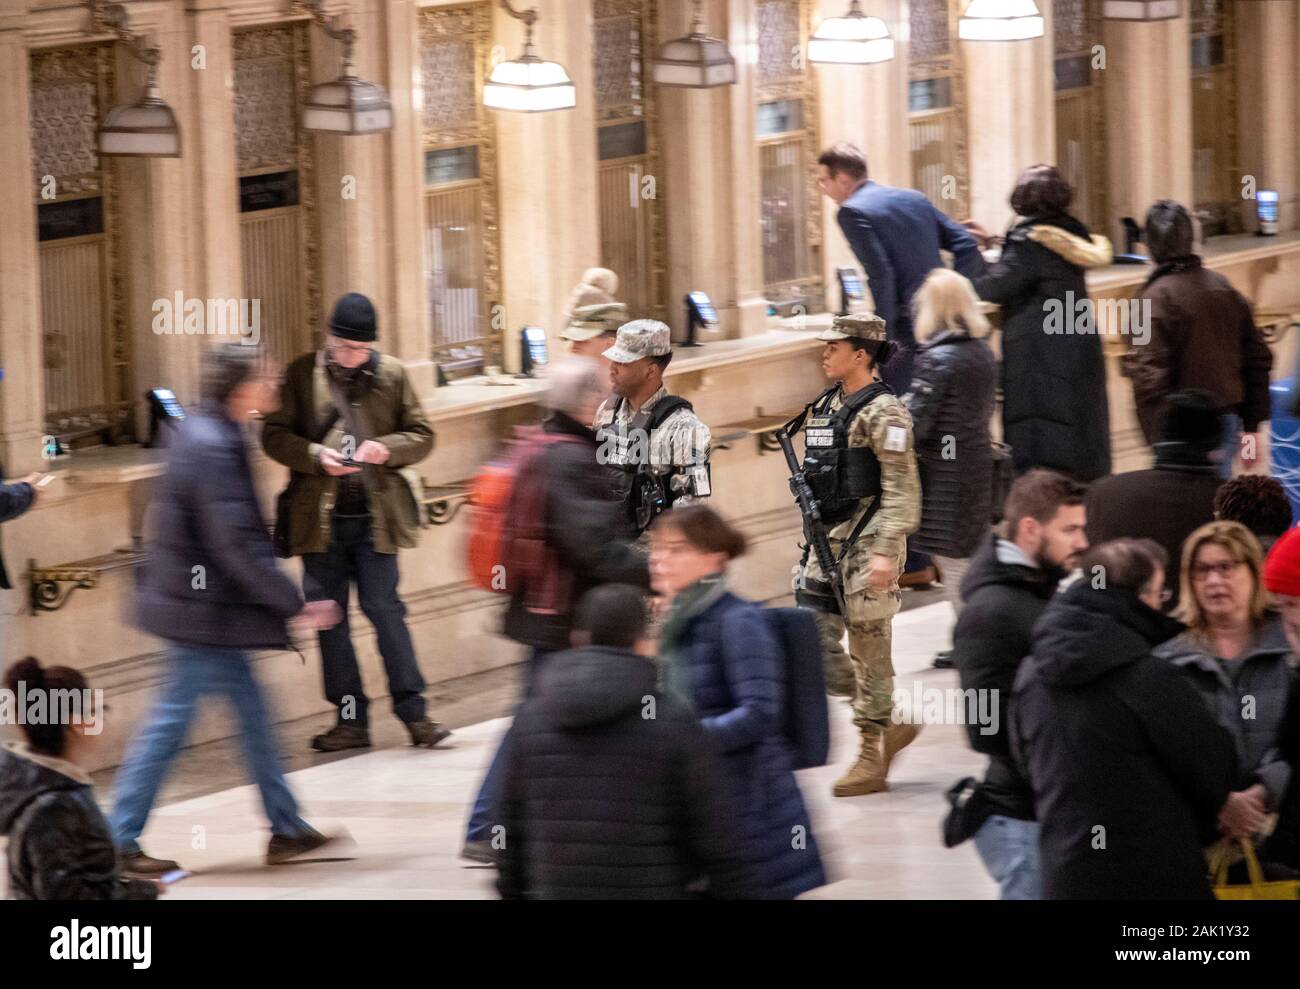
[
  {"xmin": 903, "ymin": 268, "xmax": 998, "ymax": 667},
  {"xmin": 1153, "ymin": 521, "xmax": 1293, "ymax": 847}
]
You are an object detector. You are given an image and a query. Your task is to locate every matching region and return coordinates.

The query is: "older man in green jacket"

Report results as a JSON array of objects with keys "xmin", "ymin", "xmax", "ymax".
[{"xmin": 262, "ymin": 292, "xmax": 448, "ymax": 752}]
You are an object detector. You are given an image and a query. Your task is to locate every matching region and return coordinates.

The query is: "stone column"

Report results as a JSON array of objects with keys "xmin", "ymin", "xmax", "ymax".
[
  {"xmin": 110, "ymin": 0, "xmax": 198, "ymax": 424},
  {"xmin": 961, "ymin": 5, "xmax": 1056, "ymax": 232},
  {"xmin": 657, "ymin": 0, "xmax": 767, "ymax": 342},
  {"xmin": 0, "ymin": 14, "xmax": 45, "ymax": 474},
  {"xmin": 1100, "ymin": 11, "xmax": 1193, "ymax": 248},
  {"xmin": 492, "ymin": 0, "xmax": 600, "ymax": 371},
  {"xmin": 1234, "ymin": 0, "xmax": 1298, "ymax": 233},
  {"xmin": 308, "ymin": 0, "xmax": 391, "ymax": 342},
  {"xmin": 812, "ymin": 0, "xmax": 910, "ymax": 298}
]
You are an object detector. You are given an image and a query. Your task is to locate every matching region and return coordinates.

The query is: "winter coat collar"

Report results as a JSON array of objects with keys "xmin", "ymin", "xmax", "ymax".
[
  {"xmin": 1152, "ymin": 615, "xmax": 1291, "ymax": 687},
  {"xmin": 545, "ymin": 410, "xmax": 598, "ymax": 443},
  {"xmin": 921, "ymin": 328, "xmax": 975, "ymax": 349},
  {"xmin": 961, "ymin": 534, "xmax": 1062, "ymax": 602},
  {"xmin": 1152, "ymin": 440, "xmax": 1217, "ymax": 472},
  {"xmin": 1022, "ymin": 221, "xmax": 1114, "ymax": 269},
  {"xmin": 1028, "ymin": 581, "xmax": 1185, "ymax": 687},
  {"xmin": 0, "ymin": 741, "xmax": 92, "ymax": 786},
  {"xmin": 1141, "ymin": 254, "xmax": 1204, "ymax": 292}
]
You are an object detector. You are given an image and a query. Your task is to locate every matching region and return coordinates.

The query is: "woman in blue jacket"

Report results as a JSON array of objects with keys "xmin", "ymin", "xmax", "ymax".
[{"xmin": 650, "ymin": 506, "xmax": 826, "ymax": 899}]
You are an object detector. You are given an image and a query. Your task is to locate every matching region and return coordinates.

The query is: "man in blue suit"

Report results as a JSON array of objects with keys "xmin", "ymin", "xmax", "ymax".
[
  {"xmin": 817, "ymin": 142, "xmax": 986, "ymax": 397},
  {"xmin": 817, "ymin": 143, "xmax": 986, "ymax": 586}
]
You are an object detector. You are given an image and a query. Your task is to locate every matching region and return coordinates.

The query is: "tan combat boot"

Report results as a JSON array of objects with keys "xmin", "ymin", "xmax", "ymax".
[
  {"xmin": 883, "ymin": 721, "xmax": 921, "ymax": 773},
  {"xmin": 832, "ymin": 724, "xmax": 887, "ymax": 797}
]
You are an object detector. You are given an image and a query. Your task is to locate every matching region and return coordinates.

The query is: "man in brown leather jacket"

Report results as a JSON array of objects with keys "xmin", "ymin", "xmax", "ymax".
[{"xmin": 1123, "ymin": 200, "xmax": 1273, "ymax": 475}]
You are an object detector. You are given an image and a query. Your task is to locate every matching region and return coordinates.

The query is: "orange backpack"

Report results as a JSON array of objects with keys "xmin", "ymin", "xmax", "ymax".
[{"xmin": 465, "ymin": 427, "xmax": 583, "ymax": 605}]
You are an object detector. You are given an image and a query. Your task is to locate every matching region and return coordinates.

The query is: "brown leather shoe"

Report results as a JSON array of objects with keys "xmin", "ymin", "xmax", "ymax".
[
  {"xmin": 832, "ymin": 724, "xmax": 887, "ymax": 797},
  {"xmin": 310, "ymin": 724, "xmax": 371, "ymax": 753},
  {"xmin": 120, "ymin": 850, "xmax": 181, "ymax": 878},
  {"xmin": 266, "ymin": 826, "xmax": 338, "ymax": 865},
  {"xmin": 407, "ymin": 719, "xmax": 452, "ymax": 748}
]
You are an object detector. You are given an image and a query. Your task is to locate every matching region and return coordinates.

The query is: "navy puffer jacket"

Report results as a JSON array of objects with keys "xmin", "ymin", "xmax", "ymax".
[{"xmin": 671, "ymin": 591, "xmax": 826, "ymax": 899}]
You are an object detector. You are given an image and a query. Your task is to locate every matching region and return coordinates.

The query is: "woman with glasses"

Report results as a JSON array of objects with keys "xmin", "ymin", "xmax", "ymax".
[{"xmin": 1154, "ymin": 521, "xmax": 1294, "ymax": 849}]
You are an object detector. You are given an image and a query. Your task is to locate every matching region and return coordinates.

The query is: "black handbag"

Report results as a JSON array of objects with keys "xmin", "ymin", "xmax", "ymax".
[
  {"xmin": 942, "ymin": 776, "xmax": 995, "ymax": 848},
  {"xmin": 989, "ymin": 442, "xmax": 1013, "ymax": 524}
]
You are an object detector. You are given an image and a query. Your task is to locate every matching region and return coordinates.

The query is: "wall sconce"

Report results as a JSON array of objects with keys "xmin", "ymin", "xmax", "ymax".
[
  {"xmin": 809, "ymin": 0, "xmax": 895, "ymax": 65},
  {"xmin": 483, "ymin": 1, "xmax": 577, "ymax": 112},
  {"xmin": 653, "ymin": 0, "xmax": 737, "ymax": 88},
  {"xmin": 93, "ymin": 2, "xmax": 181, "ymax": 158},
  {"xmin": 1101, "ymin": 0, "xmax": 1180, "ymax": 20},
  {"xmin": 958, "ymin": 0, "xmax": 1045, "ymax": 41},
  {"xmin": 298, "ymin": 0, "xmax": 394, "ymax": 134}
]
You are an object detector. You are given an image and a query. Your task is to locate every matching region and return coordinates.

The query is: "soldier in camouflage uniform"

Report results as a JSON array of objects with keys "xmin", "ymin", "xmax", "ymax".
[
  {"xmin": 792, "ymin": 313, "xmax": 923, "ymax": 796},
  {"xmin": 595, "ymin": 320, "xmax": 712, "ymax": 533}
]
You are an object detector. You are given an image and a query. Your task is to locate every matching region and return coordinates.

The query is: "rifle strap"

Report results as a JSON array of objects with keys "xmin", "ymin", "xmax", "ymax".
[{"xmin": 835, "ymin": 496, "xmax": 882, "ymax": 568}]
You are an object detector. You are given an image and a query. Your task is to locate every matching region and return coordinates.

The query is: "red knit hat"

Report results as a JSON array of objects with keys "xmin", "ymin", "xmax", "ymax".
[{"xmin": 1263, "ymin": 525, "xmax": 1300, "ymax": 597}]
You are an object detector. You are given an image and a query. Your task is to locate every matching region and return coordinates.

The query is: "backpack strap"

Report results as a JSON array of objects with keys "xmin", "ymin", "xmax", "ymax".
[
  {"xmin": 643, "ymin": 395, "xmax": 693, "ymax": 432},
  {"xmin": 833, "ymin": 381, "xmax": 891, "ymax": 429},
  {"xmin": 783, "ymin": 386, "xmax": 840, "ymax": 436}
]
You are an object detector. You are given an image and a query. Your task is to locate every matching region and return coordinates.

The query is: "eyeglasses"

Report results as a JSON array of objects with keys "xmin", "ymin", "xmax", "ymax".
[{"xmin": 1190, "ymin": 559, "xmax": 1246, "ymax": 581}]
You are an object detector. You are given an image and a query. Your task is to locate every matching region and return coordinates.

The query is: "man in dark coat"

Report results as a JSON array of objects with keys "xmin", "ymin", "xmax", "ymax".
[
  {"xmin": 972, "ymin": 166, "xmax": 1114, "ymax": 482},
  {"xmin": 1012, "ymin": 540, "xmax": 1238, "ymax": 900},
  {"xmin": 1123, "ymin": 200, "xmax": 1273, "ymax": 473},
  {"xmin": 950, "ymin": 470, "xmax": 1087, "ymax": 898},
  {"xmin": 1085, "ymin": 390, "xmax": 1222, "ymax": 609},
  {"xmin": 111, "ymin": 344, "xmax": 341, "ymax": 877},
  {"xmin": 496, "ymin": 584, "xmax": 754, "ymax": 899},
  {"xmin": 464, "ymin": 357, "xmax": 650, "ymax": 861}
]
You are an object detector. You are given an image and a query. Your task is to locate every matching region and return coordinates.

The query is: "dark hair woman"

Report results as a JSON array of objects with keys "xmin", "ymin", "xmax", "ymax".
[
  {"xmin": 649, "ymin": 506, "xmax": 826, "ymax": 899},
  {"xmin": 974, "ymin": 164, "xmax": 1114, "ymax": 482},
  {"xmin": 0, "ymin": 658, "xmax": 158, "ymax": 900}
]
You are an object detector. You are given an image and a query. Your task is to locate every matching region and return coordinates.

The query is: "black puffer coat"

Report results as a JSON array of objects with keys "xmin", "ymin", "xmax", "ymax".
[
  {"xmin": 496, "ymin": 646, "xmax": 756, "ymax": 899},
  {"xmin": 0, "ymin": 743, "xmax": 157, "ymax": 900},
  {"xmin": 1011, "ymin": 581, "xmax": 1237, "ymax": 899},
  {"xmin": 974, "ymin": 214, "xmax": 1113, "ymax": 482},
  {"xmin": 904, "ymin": 330, "xmax": 998, "ymax": 558}
]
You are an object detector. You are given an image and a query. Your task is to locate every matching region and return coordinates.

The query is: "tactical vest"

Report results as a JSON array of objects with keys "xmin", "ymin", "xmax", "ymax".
[
  {"xmin": 799, "ymin": 383, "xmax": 887, "ymax": 527},
  {"xmin": 597, "ymin": 395, "xmax": 704, "ymax": 532}
]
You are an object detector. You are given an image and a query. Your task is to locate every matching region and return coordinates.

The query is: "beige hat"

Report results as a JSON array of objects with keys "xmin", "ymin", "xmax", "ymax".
[
  {"xmin": 603, "ymin": 319, "xmax": 672, "ymax": 364},
  {"xmin": 816, "ymin": 312, "xmax": 887, "ymax": 343},
  {"xmin": 561, "ymin": 269, "xmax": 627, "ymax": 341}
]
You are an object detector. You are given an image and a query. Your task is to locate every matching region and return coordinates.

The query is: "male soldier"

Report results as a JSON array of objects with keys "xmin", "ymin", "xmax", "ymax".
[
  {"xmin": 791, "ymin": 313, "xmax": 922, "ymax": 796},
  {"xmin": 595, "ymin": 320, "xmax": 712, "ymax": 535}
]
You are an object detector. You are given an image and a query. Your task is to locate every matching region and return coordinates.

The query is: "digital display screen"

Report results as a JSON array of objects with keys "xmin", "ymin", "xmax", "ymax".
[
  {"xmin": 523, "ymin": 327, "xmax": 549, "ymax": 367},
  {"xmin": 838, "ymin": 268, "xmax": 865, "ymax": 301},
  {"xmin": 1258, "ymin": 191, "xmax": 1279, "ymax": 223},
  {"xmin": 689, "ymin": 292, "xmax": 718, "ymax": 326}
]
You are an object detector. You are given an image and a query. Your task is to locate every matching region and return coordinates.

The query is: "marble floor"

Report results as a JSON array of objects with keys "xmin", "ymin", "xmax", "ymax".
[{"xmin": 4, "ymin": 596, "xmax": 999, "ymax": 900}]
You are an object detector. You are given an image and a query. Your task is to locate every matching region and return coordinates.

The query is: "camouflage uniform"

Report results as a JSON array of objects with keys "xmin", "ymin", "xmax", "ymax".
[
  {"xmin": 595, "ymin": 321, "xmax": 712, "ymax": 513},
  {"xmin": 793, "ymin": 314, "xmax": 921, "ymax": 795}
]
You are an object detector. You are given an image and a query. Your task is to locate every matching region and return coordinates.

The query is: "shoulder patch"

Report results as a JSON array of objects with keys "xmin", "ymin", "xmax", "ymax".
[{"xmin": 883, "ymin": 419, "xmax": 909, "ymax": 453}]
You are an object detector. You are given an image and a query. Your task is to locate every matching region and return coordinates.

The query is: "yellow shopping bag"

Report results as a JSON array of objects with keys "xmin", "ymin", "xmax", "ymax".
[{"xmin": 1212, "ymin": 839, "xmax": 1300, "ymax": 900}]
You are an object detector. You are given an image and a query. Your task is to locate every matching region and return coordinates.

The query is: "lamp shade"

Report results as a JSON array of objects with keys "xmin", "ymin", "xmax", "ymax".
[
  {"xmin": 652, "ymin": 33, "xmax": 737, "ymax": 87},
  {"xmin": 98, "ymin": 93, "xmax": 181, "ymax": 158},
  {"xmin": 958, "ymin": 0, "xmax": 1045, "ymax": 40},
  {"xmin": 809, "ymin": 10, "xmax": 895, "ymax": 65},
  {"xmin": 1101, "ymin": 0, "xmax": 1180, "ymax": 19},
  {"xmin": 301, "ymin": 76, "xmax": 394, "ymax": 133},
  {"xmin": 483, "ymin": 56, "xmax": 577, "ymax": 112}
]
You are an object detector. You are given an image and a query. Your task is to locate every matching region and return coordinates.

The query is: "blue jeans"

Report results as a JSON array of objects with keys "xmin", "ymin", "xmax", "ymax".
[
  {"xmin": 302, "ymin": 514, "xmax": 427, "ymax": 729},
  {"xmin": 973, "ymin": 815, "xmax": 1041, "ymax": 900},
  {"xmin": 110, "ymin": 646, "xmax": 310, "ymax": 853},
  {"xmin": 465, "ymin": 649, "xmax": 553, "ymax": 844}
]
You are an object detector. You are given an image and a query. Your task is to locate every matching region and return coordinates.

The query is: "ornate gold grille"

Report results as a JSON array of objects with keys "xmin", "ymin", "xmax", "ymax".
[
  {"xmin": 756, "ymin": 0, "xmax": 822, "ymax": 311},
  {"xmin": 419, "ymin": 2, "xmax": 500, "ymax": 363},
  {"xmin": 593, "ymin": 0, "xmax": 665, "ymax": 321},
  {"xmin": 234, "ymin": 24, "xmax": 321, "ymax": 371},
  {"xmin": 1190, "ymin": 0, "xmax": 1240, "ymax": 236},
  {"xmin": 30, "ymin": 43, "xmax": 131, "ymax": 443},
  {"xmin": 908, "ymin": 0, "xmax": 968, "ymax": 220},
  {"xmin": 1053, "ymin": 0, "xmax": 1107, "ymax": 232}
]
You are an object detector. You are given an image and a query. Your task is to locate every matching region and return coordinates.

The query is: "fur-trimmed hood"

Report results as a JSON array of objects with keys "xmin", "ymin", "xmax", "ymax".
[{"xmin": 1026, "ymin": 223, "xmax": 1114, "ymax": 269}]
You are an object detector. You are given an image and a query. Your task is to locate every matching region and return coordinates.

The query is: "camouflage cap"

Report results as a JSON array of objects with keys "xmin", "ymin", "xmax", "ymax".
[
  {"xmin": 560, "ymin": 302, "xmax": 629, "ymax": 342},
  {"xmin": 603, "ymin": 319, "xmax": 673, "ymax": 363},
  {"xmin": 816, "ymin": 312, "xmax": 887, "ymax": 343}
]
